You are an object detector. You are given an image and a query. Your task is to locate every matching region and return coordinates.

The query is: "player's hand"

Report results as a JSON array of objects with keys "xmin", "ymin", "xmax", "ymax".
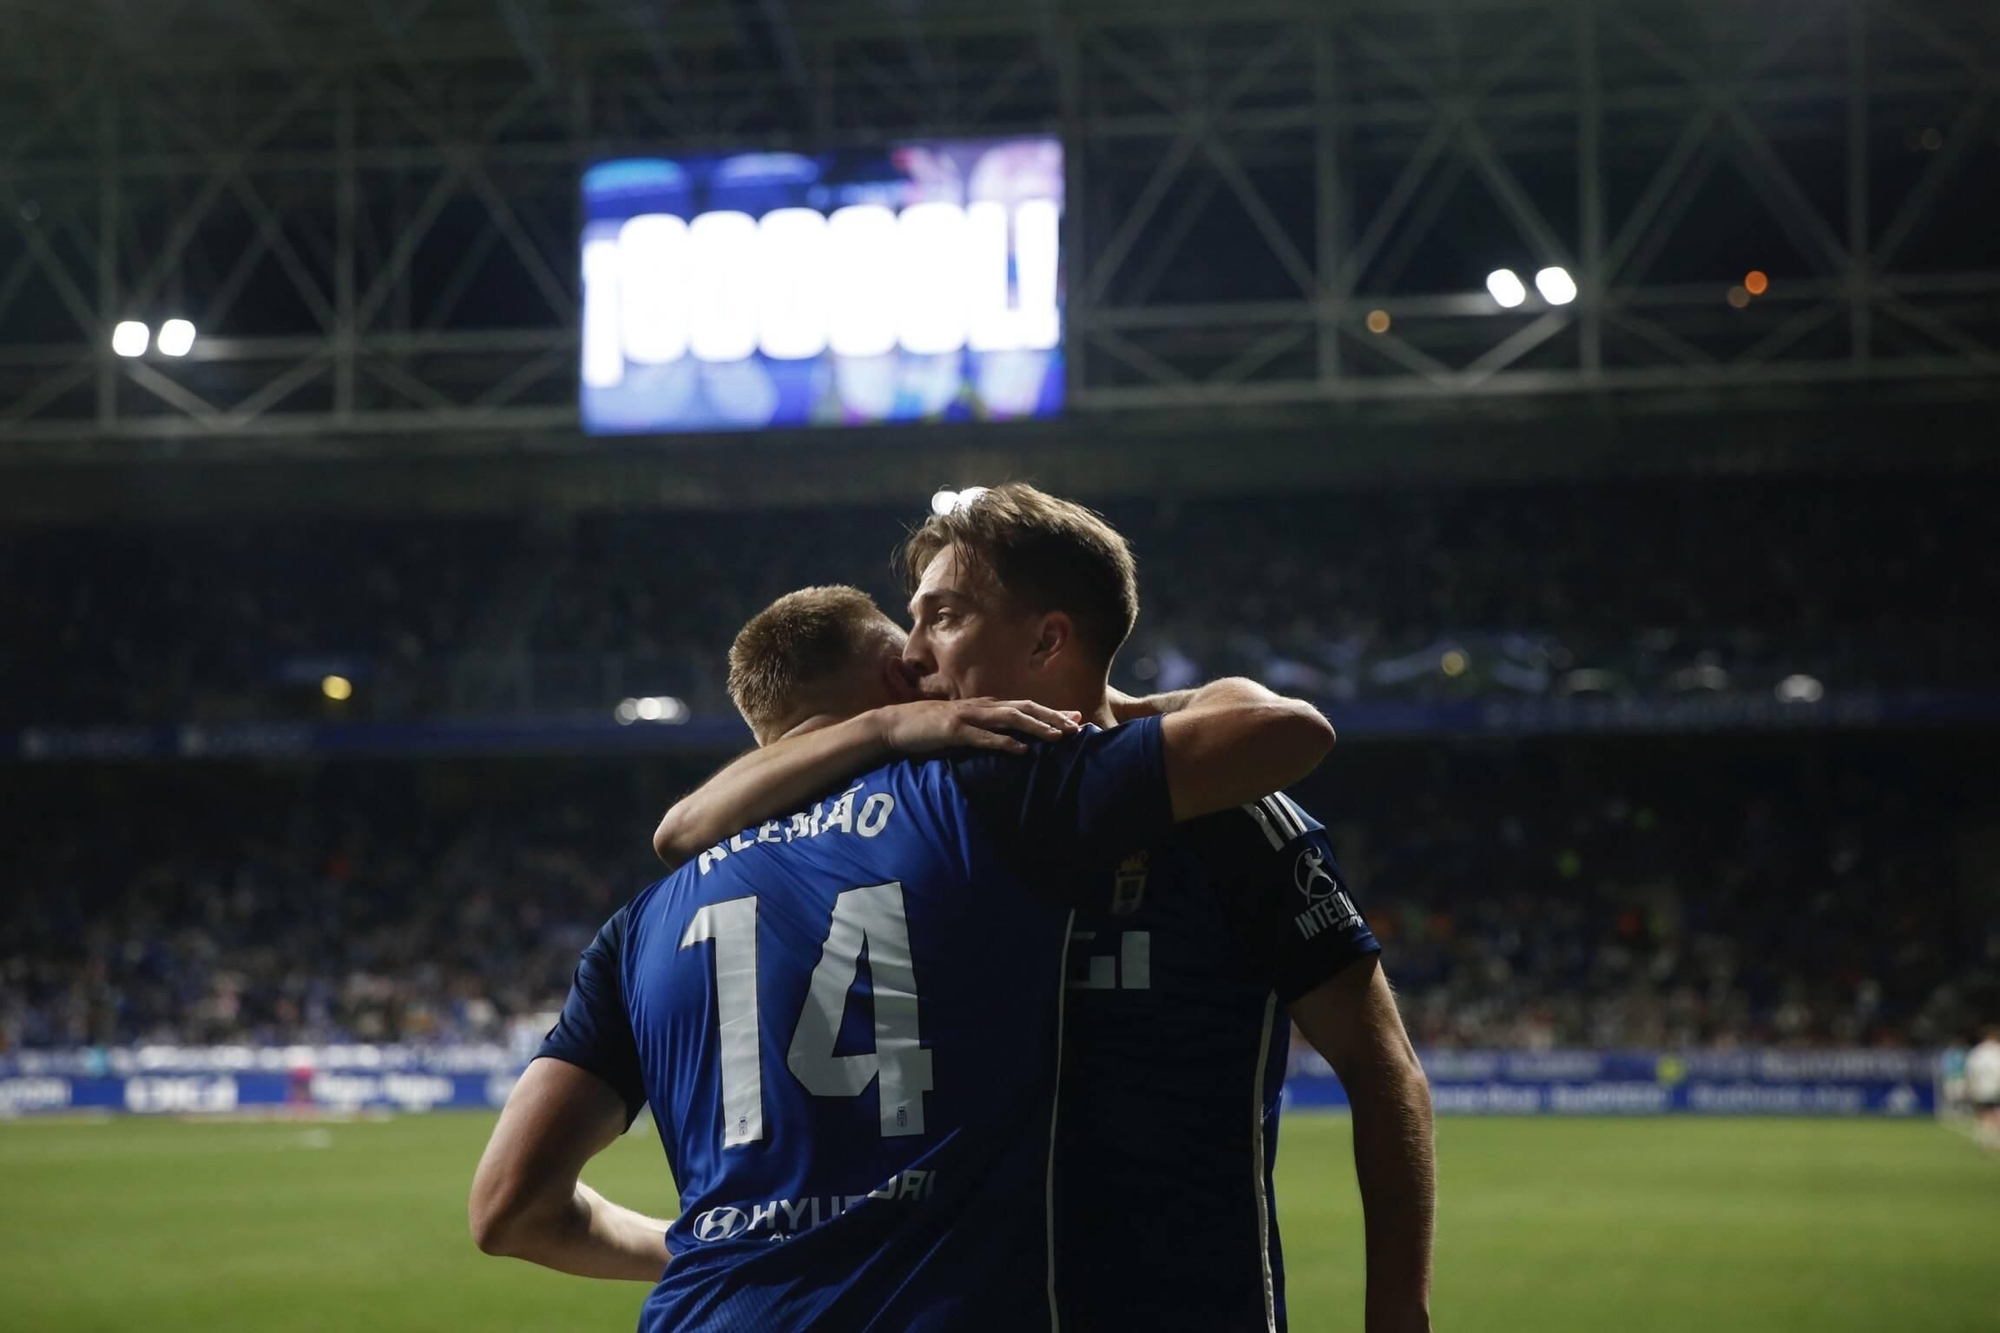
[{"xmin": 870, "ymin": 699, "xmax": 1081, "ymax": 756}]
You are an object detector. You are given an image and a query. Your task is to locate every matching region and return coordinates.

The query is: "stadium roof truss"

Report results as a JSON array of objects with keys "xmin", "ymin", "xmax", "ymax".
[{"xmin": 0, "ymin": 0, "xmax": 1996, "ymax": 458}]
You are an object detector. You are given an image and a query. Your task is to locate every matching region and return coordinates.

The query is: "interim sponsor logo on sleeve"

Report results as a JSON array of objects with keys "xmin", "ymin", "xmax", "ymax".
[{"xmin": 1291, "ymin": 846, "xmax": 1362, "ymax": 939}]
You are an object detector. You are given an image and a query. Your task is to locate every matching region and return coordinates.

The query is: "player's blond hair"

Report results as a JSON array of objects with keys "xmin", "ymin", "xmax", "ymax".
[{"xmin": 727, "ymin": 586, "xmax": 904, "ymax": 744}]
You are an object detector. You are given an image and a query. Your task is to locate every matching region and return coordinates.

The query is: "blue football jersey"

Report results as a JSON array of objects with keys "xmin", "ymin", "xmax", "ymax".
[
  {"xmin": 538, "ymin": 719, "xmax": 1170, "ymax": 1333},
  {"xmin": 1052, "ymin": 792, "xmax": 1380, "ymax": 1333}
]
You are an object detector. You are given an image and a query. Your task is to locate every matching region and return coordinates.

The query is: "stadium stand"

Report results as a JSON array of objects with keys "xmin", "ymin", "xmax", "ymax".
[
  {"xmin": 9, "ymin": 471, "xmax": 1993, "ymax": 1055},
  {"xmin": 6, "ymin": 477, "xmax": 1998, "ymax": 728},
  {"xmin": 5, "ymin": 736, "xmax": 1990, "ymax": 1053}
]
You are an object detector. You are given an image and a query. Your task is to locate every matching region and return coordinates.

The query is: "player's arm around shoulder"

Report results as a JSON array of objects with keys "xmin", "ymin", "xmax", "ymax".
[
  {"xmin": 1154, "ymin": 677, "xmax": 1336, "ymax": 820},
  {"xmin": 1290, "ymin": 958, "xmax": 1436, "ymax": 1333},
  {"xmin": 652, "ymin": 700, "xmax": 1078, "ymax": 865}
]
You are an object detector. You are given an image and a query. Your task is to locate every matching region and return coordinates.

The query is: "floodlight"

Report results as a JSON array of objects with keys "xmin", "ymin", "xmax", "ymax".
[
  {"xmin": 1485, "ymin": 270, "xmax": 1527, "ymax": 309},
  {"xmin": 1534, "ymin": 267, "xmax": 1577, "ymax": 306}
]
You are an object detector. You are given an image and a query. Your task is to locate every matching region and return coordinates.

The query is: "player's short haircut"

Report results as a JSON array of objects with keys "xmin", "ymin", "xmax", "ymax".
[
  {"xmin": 902, "ymin": 482, "xmax": 1139, "ymax": 668},
  {"xmin": 728, "ymin": 585, "xmax": 903, "ymax": 744}
]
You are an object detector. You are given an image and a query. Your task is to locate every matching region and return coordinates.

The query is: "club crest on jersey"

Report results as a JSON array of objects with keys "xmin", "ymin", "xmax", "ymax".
[
  {"xmin": 1293, "ymin": 845, "xmax": 1339, "ymax": 901},
  {"xmin": 1110, "ymin": 851, "xmax": 1149, "ymax": 915}
]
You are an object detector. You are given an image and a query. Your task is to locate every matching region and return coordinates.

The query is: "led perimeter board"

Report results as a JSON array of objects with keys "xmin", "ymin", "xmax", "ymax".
[{"xmin": 580, "ymin": 138, "xmax": 1064, "ymax": 434}]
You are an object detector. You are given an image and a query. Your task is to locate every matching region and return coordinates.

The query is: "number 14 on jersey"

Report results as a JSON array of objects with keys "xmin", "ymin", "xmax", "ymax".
[{"xmin": 681, "ymin": 881, "xmax": 935, "ymax": 1148}]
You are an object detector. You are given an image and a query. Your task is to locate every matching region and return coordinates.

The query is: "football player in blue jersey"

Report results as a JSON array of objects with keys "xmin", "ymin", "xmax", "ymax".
[
  {"xmin": 651, "ymin": 487, "xmax": 1436, "ymax": 1333},
  {"xmin": 902, "ymin": 486, "xmax": 1435, "ymax": 1333},
  {"xmin": 469, "ymin": 585, "xmax": 1340, "ymax": 1331}
]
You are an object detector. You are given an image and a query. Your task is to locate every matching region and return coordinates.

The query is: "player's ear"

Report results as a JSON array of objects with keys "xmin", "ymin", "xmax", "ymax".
[{"xmin": 1028, "ymin": 611, "xmax": 1073, "ymax": 669}]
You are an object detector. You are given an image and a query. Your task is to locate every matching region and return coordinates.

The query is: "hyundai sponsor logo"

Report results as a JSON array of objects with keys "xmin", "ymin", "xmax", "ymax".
[
  {"xmin": 691, "ymin": 1207, "xmax": 750, "ymax": 1242},
  {"xmin": 683, "ymin": 1168, "xmax": 940, "ymax": 1244}
]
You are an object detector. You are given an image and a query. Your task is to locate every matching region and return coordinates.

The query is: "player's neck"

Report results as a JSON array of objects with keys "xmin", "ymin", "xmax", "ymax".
[
  {"xmin": 1034, "ymin": 668, "xmax": 1116, "ymax": 728},
  {"xmin": 1060, "ymin": 684, "xmax": 1117, "ymax": 730}
]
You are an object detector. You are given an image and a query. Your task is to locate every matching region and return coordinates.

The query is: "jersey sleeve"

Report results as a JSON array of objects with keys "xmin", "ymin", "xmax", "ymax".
[
  {"xmin": 948, "ymin": 716, "xmax": 1173, "ymax": 900},
  {"xmin": 535, "ymin": 905, "xmax": 646, "ymax": 1127},
  {"xmin": 1190, "ymin": 793, "xmax": 1381, "ymax": 1004}
]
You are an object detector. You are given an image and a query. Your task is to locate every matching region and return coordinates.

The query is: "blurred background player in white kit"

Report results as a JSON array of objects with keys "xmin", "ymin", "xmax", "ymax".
[{"xmin": 1966, "ymin": 1028, "xmax": 2000, "ymax": 1149}]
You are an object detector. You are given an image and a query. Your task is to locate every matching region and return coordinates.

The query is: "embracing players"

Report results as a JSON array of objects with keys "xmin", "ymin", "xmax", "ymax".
[
  {"xmin": 469, "ymin": 584, "xmax": 1341, "ymax": 1329},
  {"xmin": 652, "ymin": 484, "xmax": 1436, "ymax": 1331}
]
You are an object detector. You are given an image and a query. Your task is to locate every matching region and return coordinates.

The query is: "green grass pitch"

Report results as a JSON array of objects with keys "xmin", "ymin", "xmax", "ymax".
[{"xmin": 2, "ymin": 1113, "xmax": 1995, "ymax": 1331}]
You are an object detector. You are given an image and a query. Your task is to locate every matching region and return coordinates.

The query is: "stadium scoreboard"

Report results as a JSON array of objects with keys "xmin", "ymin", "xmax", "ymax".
[{"xmin": 580, "ymin": 138, "xmax": 1065, "ymax": 434}]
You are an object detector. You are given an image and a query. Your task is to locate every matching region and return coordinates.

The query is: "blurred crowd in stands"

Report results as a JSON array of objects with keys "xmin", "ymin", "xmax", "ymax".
[
  {"xmin": 6, "ymin": 476, "xmax": 1992, "ymax": 1054},
  {"xmin": 1353, "ymin": 740, "xmax": 1993, "ymax": 1051},
  {"xmin": 5, "ymin": 739, "xmax": 1992, "ymax": 1053},
  {"xmin": 5, "ymin": 477, "xmax": 1997, "ymax": 728},
  {"xmin": 0, "ymin": 762, "xmax": 658, "ymax": 1053}
]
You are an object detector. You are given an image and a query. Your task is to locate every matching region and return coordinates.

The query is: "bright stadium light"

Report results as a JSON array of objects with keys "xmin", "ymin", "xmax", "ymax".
[
  {"xmin": 930, "ymin": 486, "xmax": 990, "ymax": 517},
  {"xmin": 157, "ymin": 320, "xmax": 196, "ymax": 357},
  {"xmin": 321, "ymin": 675, "xmax": 353, "ymax": 702},
  {"xmin": 1485, "ymin": 270, "xmax": 1528, "ymax": 309},
  {"xmin": 112, "ymin": 321, "xmax": 150, "ymax": 357},
  {"xmin": 1776, "ymin": 674, "xmax": 1824, "ymax": 704},
  {"xmin": 1534, "ymin": 267, "xmax": 1578, "ymax": 306},
  {"xmin": 622, "ymin": 696, "xmax": 688, "ymax": 724}
]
